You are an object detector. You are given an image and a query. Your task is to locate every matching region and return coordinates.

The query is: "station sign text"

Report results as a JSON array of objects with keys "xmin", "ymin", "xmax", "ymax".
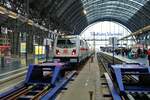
[{"xmin": 90, "ymin": 32, "xmax": 122, "ymax": 36}]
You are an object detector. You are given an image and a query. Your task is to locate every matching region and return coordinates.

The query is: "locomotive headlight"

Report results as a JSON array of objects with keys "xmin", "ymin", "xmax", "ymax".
[
  {"xmin": 56, "ymin": 49, "xmax": 60, "ymax": 55},
  {"xmin": 72, "ymin": 49, "xmax": 76, "ymax": 55},
  {"xmin": 72, "ymin": 52, "xmax": 75, "ymax": 55}
]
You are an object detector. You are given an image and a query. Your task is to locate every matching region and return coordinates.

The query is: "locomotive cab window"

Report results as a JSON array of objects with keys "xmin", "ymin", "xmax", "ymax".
[{"xmin": 57, "ymin": 38, "xmax": 76, "ymax": 48}]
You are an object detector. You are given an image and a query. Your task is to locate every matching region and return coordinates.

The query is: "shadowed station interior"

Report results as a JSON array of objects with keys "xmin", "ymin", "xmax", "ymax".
[{"xmin": 0, "ymin": 0, "xmax": 150, "ymax": 100}]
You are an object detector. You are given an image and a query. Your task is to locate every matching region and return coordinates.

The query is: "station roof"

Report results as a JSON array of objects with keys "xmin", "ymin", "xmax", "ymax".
[{"xmin": 1, "ymin": 0, "xmax": 150, "ymax": 34}]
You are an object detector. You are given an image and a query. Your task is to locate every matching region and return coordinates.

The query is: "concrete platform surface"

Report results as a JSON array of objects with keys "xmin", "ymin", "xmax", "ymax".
[
  {"xmin": 103, "ymin": 52, "xmax": 149, "ymax": 66},
  {"xmin": 56, "ymin": 57, "xmax": 102, "ymax": 100}
]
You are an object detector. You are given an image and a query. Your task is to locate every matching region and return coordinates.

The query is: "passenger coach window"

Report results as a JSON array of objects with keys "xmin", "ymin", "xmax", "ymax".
[{"xmin": 80, "ymin": 40, "xmax": 84, "ymax": 47}]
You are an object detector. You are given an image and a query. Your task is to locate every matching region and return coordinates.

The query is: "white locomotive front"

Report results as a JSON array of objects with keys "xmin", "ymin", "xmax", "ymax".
[{"xmin": 53, "ymin": 35, "xmax": 90, "ymax": 63}]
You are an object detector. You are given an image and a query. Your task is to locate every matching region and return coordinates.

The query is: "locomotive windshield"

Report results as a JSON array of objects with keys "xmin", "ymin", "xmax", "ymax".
[{"xmin": 57, "ymin": 38, "xmax": 76, "ymax": 48}]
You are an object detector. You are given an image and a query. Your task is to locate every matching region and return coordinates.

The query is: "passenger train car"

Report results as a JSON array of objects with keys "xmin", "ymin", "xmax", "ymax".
[{"xmin": 53, "ymin": 35, "xmax": 92, "ymax": 63}]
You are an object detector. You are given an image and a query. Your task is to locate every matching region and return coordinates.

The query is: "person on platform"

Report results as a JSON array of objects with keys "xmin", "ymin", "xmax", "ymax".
[
  {"xmin": 137, "ymin": 47, "xmax": 142, "ymax": 57},
  {"xmin": 147, "ymin": 48, "xmax": 150, "ymax": 66}
]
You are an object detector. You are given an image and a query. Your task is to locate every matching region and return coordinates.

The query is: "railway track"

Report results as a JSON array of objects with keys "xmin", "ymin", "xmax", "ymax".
[
  {"xmin": 0, "ymin": 57, "xmax": 90, "ymax": 100},
  {"xmin": 97, "ymin": 52, "xmax": 123, "ymax": 100},
  {"xmin": 0, "ymin": 71, "xmax": 76, "ymax": 100},
  {"xmin": 97, "ymin": 52, "xmax": 122, "ymax": 75},
  {"xmin": 0, "ymin": 68, "xmax": 27, "ymax": 93},
  {"xmin": 97, "ymin": 52, "xmax": 150, "ymax": 100},
  {"xmin": 0, "ymin": 84, "xmax": 51, "ymax": 100}
]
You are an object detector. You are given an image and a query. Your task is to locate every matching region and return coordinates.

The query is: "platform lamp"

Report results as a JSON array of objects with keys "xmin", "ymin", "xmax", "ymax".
[
  {"xmin": 111, "ymin": 21, "xmax": 116, "ymax": 64},
  {"xmin": 45, "ymin": 35, "xmax": 48, "ymax": 62},
  {"xmin": 37, "ymin": 35, "xmax": 40, "ymax": 63},
  {"xmin": 45, "ymin": 31, "xmax": 51, "ymax": 63},
  {"xmin": 24, "ymin": 0, "xmax": 29, "ymax": 66},
  {"xmin": 112, "ymin": 22, "xmax": 116, "ymax": 65},
  {"xmin": 92, "ymin": 31, "xmax": 96, "ymax": 57},
  {"xmin": 140, "ymin": 14, "xmax": 145, "ymax": 48},
  {"xmin": 112, "ymin": 37, "xmax": 115, "ymax": 64}
]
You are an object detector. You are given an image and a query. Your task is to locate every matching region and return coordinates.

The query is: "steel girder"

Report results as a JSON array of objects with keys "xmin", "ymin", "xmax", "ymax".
[
  {"xmin": 1, "ymin": 0, "xmax": 150, "ymax": 34},
  {"xmin": 86, "ymin": 5, "xmax": 150, "ymax": 21},
  {"xmin": 86, "ymin": 11, "xmax": 139, "ymax": 29}
]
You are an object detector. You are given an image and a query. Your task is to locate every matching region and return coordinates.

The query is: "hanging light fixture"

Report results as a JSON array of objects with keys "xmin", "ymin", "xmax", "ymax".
[
  {"xmin": 8, "ymin": 11, "xmax": 17, "ymax": 19},
  {"xmin": 28, "ymin": 19, "xmax": 33, "ymax": 26},
  {"xmin": 0, "ymin": 6, "xmax": 6, "ymax": 14},
  {"xmin": 83, "ymin": 9, "xmax": 87, "ymax": 15}
]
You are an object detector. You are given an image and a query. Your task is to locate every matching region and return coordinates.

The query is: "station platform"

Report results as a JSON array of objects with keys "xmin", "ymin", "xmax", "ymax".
[
  {"xmin": 0, "ymin": 56, "xmax": 34, "ymax": 75},
  {"xmin": 102, "ymin": 52, "xmax": 149, "ymax": 66},
  {"xmin": 56, "ymin": 56, "xmax": 102, "ymax": 100},
  {"xmin": 0, "ymin": 56, "xmax": 49, "ymax": 93}
]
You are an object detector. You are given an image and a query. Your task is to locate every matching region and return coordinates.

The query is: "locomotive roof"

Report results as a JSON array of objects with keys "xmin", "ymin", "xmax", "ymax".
[{"xmin": 58, "ymin": 35, "xmax": 79, "ymax": 39}]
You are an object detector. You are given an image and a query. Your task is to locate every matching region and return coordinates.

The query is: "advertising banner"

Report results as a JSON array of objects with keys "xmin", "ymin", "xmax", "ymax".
[
  {"xmin": 20, "ymin": 43, "xmax": 26, "ymax": 53},
  {"xmin": 35, "ymin": 45, "xmax": 45, "ymax": 55}
]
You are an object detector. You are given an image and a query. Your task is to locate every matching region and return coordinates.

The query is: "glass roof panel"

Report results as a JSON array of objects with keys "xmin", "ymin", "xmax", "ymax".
[{"xmin": 81, "ymin": 0, "xmax": 149, "ymax": 25}]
